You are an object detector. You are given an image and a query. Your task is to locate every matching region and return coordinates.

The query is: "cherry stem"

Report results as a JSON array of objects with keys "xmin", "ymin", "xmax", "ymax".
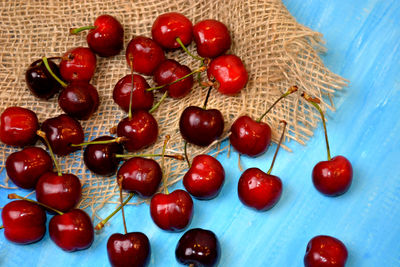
[
  {"xmin": 37, "ymin": 130, "xmax": 62, "ymax": 177},
  {"xmin": 128, "ymin": 54, "xmax": 135, "ymax": 120},
  {"xmin": 162, "ymin": 135, "xmax": 170, "ymax": 195},
  {"xmin": 118, "ymin": 178, "xmax": 128, "ymax": 235},
  {"xmin": 42, "ymin": 56, "xmax": 68, "ymax": 88},
  {"xmin": 267, "ymin": 121, "xmax": 287, "ymax": 175},
  {"xmin": 203, "ymin": 86, "xmax": 213, "ymax": 109},
  {"xmin": 149, "ymin": 90, "xmax": 168, "ymax": 113},
  {"xmin": 301, "ymin": 92, "xmax": 331, "ymax": 161},
  {"xmin": 184, "ymin": 141, "xmax": 191, "ymax": 168},
  {"xmin": 256, "ymin": 86, "xmax": 298, "ymax": 123},
  {"xmin": 175, "ymin": 37, "xmax": 204, "ymax": 62},
  {"xmin": 8, "ymin": 193, "xmax": 64, "ymax": 215},
  {"xmin": 0, "ymin": 225, "xmax": 3, "ymax": 230},
  {"xmin": 115, "ymin": 153, "xmax": 184, "ymax": 160},
  {"xmin": 95, "ymin": 193, "xmax": 134, "ymax": 230},
  {"xmin": 70, "ymin": 137, "xmax": 128, "ymax": 147},
  {"xmin": 70, "ymin": 25, "xmax": 96, "ymax": 34}
]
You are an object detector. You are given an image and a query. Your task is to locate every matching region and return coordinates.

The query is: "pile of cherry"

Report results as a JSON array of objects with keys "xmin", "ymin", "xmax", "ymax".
[{"xmin": 0, "ymin": 12, "xmax": 353, "ymax": 267}]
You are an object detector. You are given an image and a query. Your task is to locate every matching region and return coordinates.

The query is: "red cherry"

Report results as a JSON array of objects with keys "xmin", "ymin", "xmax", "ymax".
[
  {"xmin": 207, "ymin": 54, "xmax": 248, "ymax": 95},
  {"xmin": 41, "ymin": 114, "xmax": 84, "ymax": 156},
  {"xmin": 0, "ymin": 107, "xmax": 39, "ymax": 147},
  {"xmin": 107, "ymin": 232, "xmax": 151, "ymax": 267},
  {"xmin": 193, "ymin": 19, "xmax": 231, "ymax": 58},
  {"xmin": 58, "ymin": 82, "xmax": 100, "ymax": 120},
  {"xmin": 59, "ymin": 47, "xmax": 96, "ymax": 82},
  {"xmin": 49, "ymin": 209, "xmax": 94, "ymax": 252},
  {"xmin": 1, "ymin": 200, "xmax": 46, "ymax": 244},
  {"xmin": 126, "ymin": 36, "xmax": 165, "ymax": 75},
  {"xmin": 312, "ymin": 156, "xmax": 353, "ymax": 196},
  {"xmin": 113, "ymin": 74, "xmax": 154, "ymax": 113},
  {"xmin": 151, "ymin": 12, "xmax": 193, "ymax": 49},
  {"xmin": 304, "ymin": 235, "xmax": 348, "ymax": 267},
  {"xmin": 117, "ymin": 157, "xmax": 162, "ymax": 197},
  {"xmin": 183, "ymin": 155, "xmax": 225, "ymax": 200},
  {"xmin": 5, "ymin": 147, "xmax": 52, "ymax": 189},
  {"xmin": 150, "ymin": 189, "xmax": 193, "ymax": 232},
  {"xmin": 117, "ymin": 111, "xmax": 158, "ymax": 152}
]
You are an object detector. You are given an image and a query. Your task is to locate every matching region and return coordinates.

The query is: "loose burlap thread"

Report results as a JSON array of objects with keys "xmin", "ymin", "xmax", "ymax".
[{"xmin": 0, "ymin": 0, "xmax": 347, "ymax": 220}]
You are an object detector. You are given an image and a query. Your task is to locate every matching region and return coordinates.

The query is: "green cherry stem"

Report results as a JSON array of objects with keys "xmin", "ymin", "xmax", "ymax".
[
  {"xmin": 118, "ymin": 177, "xmax": 128, "ymax": 235},
  {"xmin": 149, "ymin": 90, "xmax": 168, "ymax": 114},
  {"xmin": 0, "ymin": 225, "xmax": 4, "ymax": 230},
  {"xmin": 70, "ymin": 25, "xmax": 96, "ymax": 34},
  {"xmin": 115, "ymin": 153, "xmax": 184, "ymax": 160},
  {"xmin": 42, "ymin": 56, "xmax": 68, "ymax": 88},
  {"xmin": 37, "ymin": 130, "xmax": 62, "ymax": 177},
  {"xmin": 162, "ymin": 135, "xmax": 170, "ymax": 195},
  {"xmin": 128, "ymin": 54, "xmax": 135, "ymax": 120},
  {"xmin": 267, "ymin": 120, "xmax": 287, "ymax": 175},
  {"xmin": 70, "ymin": 137, "xmax": 128, "ymax": 147},
  {"xmin": 8, "ymin": 193, "xmax": 64, "ymax": 215},
  {"xmin": 256, "ymin": 85, "xmax": 298, "ymax": 123},
  {"xmin": 175, "ymin": 37, "xmax": 204, "ymax": 62},
  {"xmin": 184, "ymin": 141, "xmax": 191, "ymax": 168}
]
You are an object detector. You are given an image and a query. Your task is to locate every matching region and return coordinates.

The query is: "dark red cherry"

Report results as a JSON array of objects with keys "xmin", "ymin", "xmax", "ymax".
[
  {"xmin": 25, "ymin": 58, "xmax": 62, "ymax": 99},
  {"xmin": 0, "ymin": 107, "xmax": 39, "ymax": 147},
  {"xmin": 6, "ymin": 147, "xmax": 52, "ymax": 189},
  {"xmin": 117, "ymin": 111, "xmax": 158, "ymax": 152},
  {"xmin": 150, "ymin": 189, "xmax": 193, "ymax": 232},
  {"xmin": 60, "ymin": 47, "xmax": 96, "ymax": 82},
  {"xmin": 175, "ymin": 228, "xmax": 220, "ymax": 267},
  {"xmin": 207, "ymin": 54, "xmax": 248, "ymax": 95},
  {"xmin": 312, "ymin": 156, "xmax": 353, "ymax": 197},
  {"xmin": 41, "ymin": 114, "xmax": 84, "ymax": 156},
  {"xmin": 229, "ymin": 115, "xmax": 271, "ymax": 157},
  {"xmin": 151, "ymin": 12, "xmax": 193, "ymax": 49},
  {"xmin": 58, "ymin": 82, "xmax": 99, "ymax": 120},
  {"xmin": 83, "ymin": 136, "xmax": 124, "ymax": 176},
  {"xmin": 49, "ymin": 209, "xmax": 94, "ymax": 252},
  {"xmin": 36, "ymin": 172, "xmax": 82, "ymax": 213},
  {"xmin": 153, "ymin": 59, "xmax": 194, "ymax": 99},
  {"xmin": 193, "ymin": 19, "xmax": 231, "ymax": 58},
  {"xmin": 1, "ymin": 200, "xmax": 46, "ymax": 244},
  {"xmin": 179, "ymin": 106, "xmax": 224, "ymax": 147},
  {"xmin": 117, "ymin": 157, "xmax": 162, "ymax": 198},
  {"xmin": 304, "ymin": 235, "xmax": 348, "ymax": 267},
  {"xmin": 113, "ymin": 74, "xmax": 154, "ymax": 113},
  {"xmin": 238, "ymin": 168, "xmax": 282, "ymax": 211},
  {"xmin": 107, "ymin": 232, "xmax": 151, "ymax": 267},
  {"xmin": 126, "ymin": 36, "xmax": 165, "ymax": 75},
  {"xmin": 183, "ymin": 155, "xmax": 225, "ymax": 200}
]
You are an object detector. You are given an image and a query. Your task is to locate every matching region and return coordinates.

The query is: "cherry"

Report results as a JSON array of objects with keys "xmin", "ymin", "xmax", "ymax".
[
  {"xmin": 304, "ymin": 235, "xmax": 348, "ymax": 267},
  {"xmin": 5, "ymin": 147, "xmax": 52, "ymax": 189},
  {"xmin": 1, "ymin": 200, "xmax": 46, "ymax": 244},
  {"xmin": 230, "ymin": 86, "xmax": 298, "ymax": 157},
  {"xmin": 71, "ymin": 14, "xmax": 123, "ymax": 57},
  {"xmin": 59, "ymin": 47, "xmax": 96, "ymax": 82},
  {"xmin": 193, "ymin": 19, "xmax": 231, "ymax": 58},
  {"xmin": 107, "ymin": 232, "xmax": 151, "ymax": 267},
  {"xmin": 126, "ymin": 36, "xmax": 165, "ymax": 75},
  {"xmin": 302, "ymin": 93, "xmax": 353, "ymax": 196},
  {"xmin": 25, "ymin": 58, "xmax": 62, "ymax": 99},
  {"xmin": 40, "ymin": 114, "xmax": 84, "ymax": 156},
  {"xmin": 150, "ymin": 189, "xmax": 193, "ymax": 232},
  {"xmin": 151, "ymin": 12, "xmax": 193, "ymax": 49},
  {"xmin": 237, "ymin": 121, "xmax": 287, "ymax": 211},
  {"xmin": 113, "ymin": 74, "xmax": 154, "ymax": 113},
  {"xmin": 183, "ymin": 155, "xmax": 225, "ymax": 200},
  {"xmin": 175, "ymin": 228, "xmax": 220, "ymax": 267},
  {"xmin": 49, "ymin": 209, "xmax": 94, "ymax": 252},
  {"xmin": 207, "ymin": 54, "xmax": 248, "ymax": 95}
]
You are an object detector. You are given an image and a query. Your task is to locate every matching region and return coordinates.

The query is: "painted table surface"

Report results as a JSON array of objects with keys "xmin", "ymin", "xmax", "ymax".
[{"xmin": 1, "ymin": 0, "xmax": 399, "ymax": 266}]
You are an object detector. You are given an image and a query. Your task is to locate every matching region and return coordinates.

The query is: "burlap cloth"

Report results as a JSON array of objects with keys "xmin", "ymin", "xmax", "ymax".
[{"xmin": 0, "ymin": 0, "xmax": 347, "ymax": 220}]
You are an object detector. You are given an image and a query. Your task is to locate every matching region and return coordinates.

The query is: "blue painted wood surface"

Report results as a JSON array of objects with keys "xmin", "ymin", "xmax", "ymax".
[{"xmin": 1, "ymin": 0, "xmax": 399, "ymax": 266}]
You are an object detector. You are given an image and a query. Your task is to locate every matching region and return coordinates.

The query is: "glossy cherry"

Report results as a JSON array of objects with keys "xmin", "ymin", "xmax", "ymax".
[
  {"xmin": 6, "ymin": 147, "xmax": 52, "ymax": 189},
  {"xmin": 150, "ymin": 189, "xmax": 193, "ymax": 232},
  {"xmin": 126, "ymin": 36, "xmax": 165, "ymax": 75},
  {"xmin": 304, "ymin": 235, "xmax": 348, "ymax": 267},
  {"xmin": 151, "ymin": 12, "xmax": 193, "ymax": 49},
  {"xmin": 49, "ymin": 209, "xmax": 94, "ymax": 252},
  {"xmin": 207, "ymin": 54, "xmax": 248, "ymax": 95},
  {"xmin": 175, "ymin": 228, "xmax": 220, "ymax": 267},
  {"xmin": 113, "ymin": 74, "xmax": 154, "ymax": 113},
  {"xmin": 41, "ymin": 114, "xmax": 84, "ymax": 156},
  {"xmin": 183, "ymin": 155, "xmax": 225, "ymax": 200},
  {"xmin": 193, "ymin": 19, "xmax": 231, "ymax": 58},
  {"xmin": 107, "ymin": 232, "xmax": 151, "ymax": 267},
  {"xmin": 25, "ymin": 58, "xmax": 62, "ymax": 99},
  {"xmin": 59, "ymin": 47, "xmax": 96, "ymax": 82},
  {"xmin": 1, "ymin": 200, "xmax": 46, "ymax": 244},
  {"xmin": 0, "ymin": 107, "xmax": 39, "ymax": 147}
]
